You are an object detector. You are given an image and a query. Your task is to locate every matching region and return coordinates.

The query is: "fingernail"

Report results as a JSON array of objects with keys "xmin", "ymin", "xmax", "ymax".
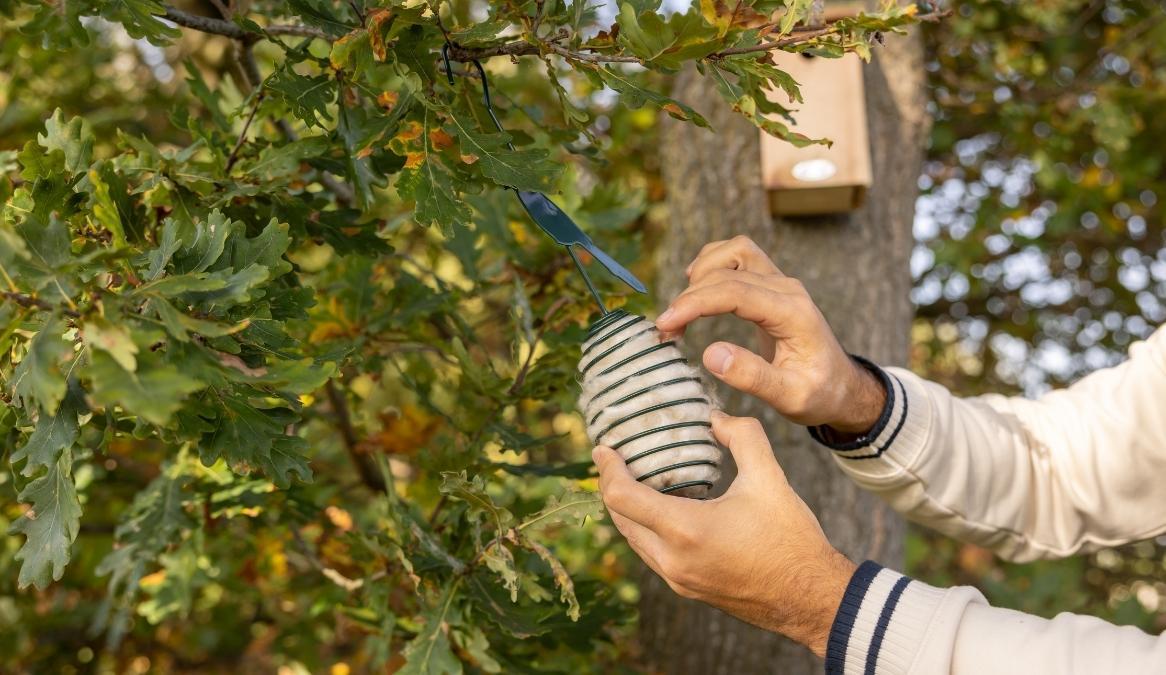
[
  {"xmin": 685, "ymin": 262, "xmax": 694, "ymax": 276},
  {"xmin": 705, "ymin": 344, "xmax": 733, "ymax": 374},
  {"xmin": 710, "ymin": 409, "xmax": 727, "ymax": 420},
  {"xmin": 656, "ymin": 308, "xmax": 675, "ymax": 326}
]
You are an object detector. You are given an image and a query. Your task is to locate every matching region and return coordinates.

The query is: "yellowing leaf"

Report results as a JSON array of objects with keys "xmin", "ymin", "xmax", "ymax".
[
  {"xmin": 376, "ymin": 91, "xmax": 399, "ymax": 110},
  {"xmin": 325, "ymin": 505, "xmax": 354, "ymax": 531},
  {"xmin": 367, "ymin": 8, "xmax": 394, "ymax": 61},
  {"xmin": 359, "ymin": 404, "xmax": 440, "ymax": 455},
  {"xmin": 394, "ymin": 120, "xmax": 423, "ymax": 143},
  {"xmin": 404, "ymin": 152, "xmax": 425, "ymax": 169},
  {"xmin": 428, "ymin": 128, "xmax": 454, "ymax": 151}
]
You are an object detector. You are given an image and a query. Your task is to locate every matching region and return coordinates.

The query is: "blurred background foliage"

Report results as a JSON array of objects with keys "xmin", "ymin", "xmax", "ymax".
[
  {"xmin": 910, "ymin": 0, "xmax": 1166, "ymax": 639},
  {"xmin": 1, "ymin": 0, "xmax": 1164, "ymax": 673}
]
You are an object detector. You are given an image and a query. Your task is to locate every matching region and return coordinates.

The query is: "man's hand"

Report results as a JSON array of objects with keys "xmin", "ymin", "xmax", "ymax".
[
  {"xmin": 655, "ymin": 235, "xmax": 884, "ymax": 434},
  {"xmin": 594, "ymin": 412, "xmax": 857, "ymax": 657}
]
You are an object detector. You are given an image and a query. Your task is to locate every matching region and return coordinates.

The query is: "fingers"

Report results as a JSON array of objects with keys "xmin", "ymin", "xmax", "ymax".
[
  {"xmin": 687, "ymin": 235, "xmax": 783, "ymax": 284},
  {"xmin": 593, "ymin": 446, "xmax": 682, "ymax": 532},
  {"xmin": 656, "ymin": 280, "xmax": 808, "ymax": 338},
  {"xmin": 702, "ymin": 342, "xmax": 784, "ymax": 407},
  {"xmin": 710, "ymin": 412, "xmax": 784, "ymax": 483},
  {"xmin": 608, "ymin": 511, "xmax": 668, "ymax": 575}
]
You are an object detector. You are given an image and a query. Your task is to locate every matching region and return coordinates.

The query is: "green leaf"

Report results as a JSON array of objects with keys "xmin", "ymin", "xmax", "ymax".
[
  {"xmin": 174, "ymin": 209, "xmax": 239, "ymax": 274},
  {"xmin": 397, "ymin": 114, "xmax": 472, "ymax": 230},
  {"xmin": 8, "ymin": 450, "xmax": 82, "ymax": 589},
  {"xmin": 11, "ymin": 315, "xmax": 72, "ymax": 413},
  {"xmin": 18, "ymin": 1, "xmax": 91, "ymax": 49},
  {"xmin": 617, "ymin": 3, "xmax": 676, "ymax": 61},
  {"xmin": 186, "ymin": 265, "xmax": 271, "ymax": 308},
  {"xmin": 200, "ymin": 397, "xmax": 296, "ymax": 472},
  {"xmin": 94, "ymin": 463, "xmax": 194, "ymax": 641},
  {"xmin": 246, "ymin": 136, "xmax": 331, "ymax": 181},
  {"xmin": 286, "ymin": 0, "xmax": 356, "ymax": 38},
  {"xmin": 17, "ymin": 140, "xmax": 66, "ymax": 181},
  {"xmin": 88, "ymin": 162, "xmax": 143, "ymax": 246},
  {"xmin": 707, "ymin": 65, "xmax": 821, "ymax": 147},
  {"xmin": 780, "ymin": 0, "xmax": 815, "ymax": 35},
  {"xmin": 145, "ymin": 217, "xmax": 183, "ymax": 281},
  {"xmin": 617, "ymin": 4, "xmax": 721, "ymax": 69},
  {"xmin": 398, "ymin": 585, "xmax": 464, "ymax": 675},
  {"xmin": 439, "ymin": 471, "xmax": 513, "ymax": 532},
  {"xmin": 266, "ymin": 68, "xmax": 335, "ymax": 129},
  {"xmin": 451, "ymin": 625, "xmax": 501, "ymax": 674},
  {"xmin": 81, "ymin": 317, "xmax": 139, "ymax": 372},
  {"xmin": 584, "ymin": 64, "xmax": 710, "ymax": 127},
  {"xmin": 100, "ymin": 0, "xmax": 182, "ymax": 43},
  {"xmin": 138, "ymin": 536, "xmax": 202, "ymax": 624},
  {"xmin": 482, "ymin": 542, "xmax": 521, "ymax": 602},
  {"xmin": 230, "ymin": 218, "xmax": 293, "ymax": 278},
  {"xmin": 337, "ymin": 100, "xmax": 380, "ymax": 208},
  {"xmin": 88, "ymin": 351, "xmax": 203, "ymax": 426},
  {"xmin": 258, "ymin": 436, "xmax": 313, "ymax": 488},
  {"xmin": 446, "ymin": 113, "xmax": 563, "ymax": 192},
  {"xmin": 153, "ymin": 299, "xmax": 245, "ymax": 342},
  {"xmin": 517, "ymin": 489, "xmax": 603, "ymax": 534},
  {"xmin": 465, "ymin": 573, "xmax": 553, "ymax": 639},
  {"xmin": 11, "ymin": 393, "xmax": 82, "ymax": 477},
  {"xmin": 38, "ymin": 109, "xmax": 94, "ymax": 176},
  {"xmin": 135, "ymin": 273, "xmax": 230, "ymax": 297}
]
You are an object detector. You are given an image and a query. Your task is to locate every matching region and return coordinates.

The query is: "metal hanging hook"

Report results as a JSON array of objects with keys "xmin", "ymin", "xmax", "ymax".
[{"xmin": 440, "ymin": 43, "xmax": 647, "ymax": 315}]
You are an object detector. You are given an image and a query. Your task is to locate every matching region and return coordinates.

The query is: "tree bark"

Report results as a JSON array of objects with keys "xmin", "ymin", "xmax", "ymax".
[{"xmin": 641, "ymin": 29, "xmax": 929, "ymax": 675}]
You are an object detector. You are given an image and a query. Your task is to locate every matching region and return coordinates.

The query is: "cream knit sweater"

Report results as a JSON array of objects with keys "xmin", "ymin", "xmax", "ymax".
[{"xmin": 812, "ymin": 326, "xmax": 1166, "ymax": 674}]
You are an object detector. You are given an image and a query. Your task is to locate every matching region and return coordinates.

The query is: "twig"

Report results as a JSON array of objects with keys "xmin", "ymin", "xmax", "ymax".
[
  {"xmin": 544, "ymin": 43, "xmax": 642, "ymax": 63},
  {"xmin": 225, "ymin": 92, "xmax": 264, "ymax": 172},
  {"xmin": 508, "ymin": 296, "xmax": 569, "ymax": 396},
  {"xmin": 237, "ymin": 40, "xmax": 262, "ymax": 90},
  {"xmin": 2, "ymin": 291, "xmax": 81, "ymax": 318},
  {"xmin": 711, "ymin": 10, "xmax": 949, "ymax": 58},
  {"xmin": 265, "ymin": 24, "xmax": 331, "ymax": 39},
  {"xmin": 164, "ymin": 6, "xmax": 247, "ymax": 38},
  {"xmin": 712, "ymin": 26, "xmax": 835, "ymax": 56},
  {"xmin": 163, "ymin": 3, "xmax": 945, "ymax": 66},
  {"xmin": 320, "ymin": 173, "xmax": 356, "ymax": 205},
  {"xmin": 324, "ymin": 379, "xmax": 386, "ymax": 492},
  {"xmin": 531, "ymin": 0, "xmax": 547, "ymax": 36},
  {"xmin": 163, "ymin": 6, "xmax": 327, "ymax": 40}
]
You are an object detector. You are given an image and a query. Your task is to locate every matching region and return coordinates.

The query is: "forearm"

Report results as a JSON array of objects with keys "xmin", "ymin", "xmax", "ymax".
[{"xmin": 811, "ymin": 328, "xmax": 1166, "ymax": 561}]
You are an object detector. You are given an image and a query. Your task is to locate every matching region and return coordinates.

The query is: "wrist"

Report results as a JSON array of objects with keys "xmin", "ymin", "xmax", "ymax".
[
  {"xmin": 828, "ymin": 357, "xmax": 887, "ymax": 435},
  {"xmin": 786, "ymin": 547, "xmax": 857, "ymax": 657}
]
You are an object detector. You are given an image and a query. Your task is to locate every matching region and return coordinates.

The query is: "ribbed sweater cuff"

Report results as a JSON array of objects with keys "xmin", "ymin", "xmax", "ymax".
[
  {"xmin": 825, "ymin": 562, "xmax": 947, "ymax": 675},
  {"xmin": 809, "ymin": 356, "xmax": 912, "ymax": 460}
]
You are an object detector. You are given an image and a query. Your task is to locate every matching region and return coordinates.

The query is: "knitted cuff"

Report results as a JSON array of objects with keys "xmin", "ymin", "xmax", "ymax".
[
  {"xmin": 825, "ymin": 561, "xmax": 946, "ymax": 675},
  {"xmin": 808, "ymin": 356, "xmax": 909, "ymax": 460}
]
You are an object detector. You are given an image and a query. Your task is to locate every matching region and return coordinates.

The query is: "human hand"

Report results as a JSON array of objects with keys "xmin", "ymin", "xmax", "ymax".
[
  {"xmin": 594, "ymin": 412, "xmax": 856, "ymax": 657},
  {"xmin": 655, "ymin": 235, "xmax": 884, "ymax": 434}
]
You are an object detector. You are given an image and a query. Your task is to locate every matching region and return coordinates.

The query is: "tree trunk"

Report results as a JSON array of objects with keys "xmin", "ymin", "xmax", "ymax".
[{"xmin": 640, "ymin": 30, "xmax": 929, "ymax": 675}]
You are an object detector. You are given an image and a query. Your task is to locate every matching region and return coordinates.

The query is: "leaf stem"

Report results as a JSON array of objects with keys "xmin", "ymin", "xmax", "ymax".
[{"xmin": 225, "ymin": 91, "xmax": 265, "ymax": 173}]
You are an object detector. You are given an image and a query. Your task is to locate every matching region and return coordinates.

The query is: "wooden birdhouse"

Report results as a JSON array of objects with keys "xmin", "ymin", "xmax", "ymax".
[{"xmin": 760, "ymin": 51, "xmax": 872, "ymax": 216}]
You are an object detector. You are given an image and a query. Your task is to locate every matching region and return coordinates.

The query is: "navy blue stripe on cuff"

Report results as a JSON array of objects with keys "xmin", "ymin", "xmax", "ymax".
[
  {"xmin": 809, "ymin": 356, "xmax": 895, "ymax": 452},
  {"xmin": 864, "ymin": 574, "xmax": 911, "ymax": 675},
  {"xmin": 825, "ymin": 560, "xmax": 883, "ymax": 675},
  {"xmin": 838, "ymin": 374, "xmax": 908, "ymax": 461}
]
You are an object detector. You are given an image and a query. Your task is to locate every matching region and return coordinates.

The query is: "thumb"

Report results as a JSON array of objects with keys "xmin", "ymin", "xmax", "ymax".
[
  {"xmin": 709, "ymin": 412, "xmax": 783, "ymax": 483},
  {"xmin": 703, "ymin": 342, "xmax": 781, "ymax": 406}
]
